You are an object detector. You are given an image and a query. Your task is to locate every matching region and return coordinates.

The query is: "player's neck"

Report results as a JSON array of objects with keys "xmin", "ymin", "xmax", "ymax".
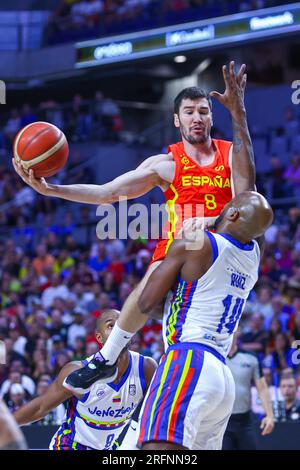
[
  {"xmin": 182, "ymin": 137, "xmax": 214, "ymax": 165},
  {"xmin": 218, "ymin": 228, "xmax": 252, "ymax": 245},
  {"xmin": 114, "ymin": 350, "xmax": 130, "ymax": 383}
]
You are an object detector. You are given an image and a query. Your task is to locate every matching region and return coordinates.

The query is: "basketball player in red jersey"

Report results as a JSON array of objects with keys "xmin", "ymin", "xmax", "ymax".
[{"xmin": 13, "ymin": 61, "xmax": 255, "ymax": 392}]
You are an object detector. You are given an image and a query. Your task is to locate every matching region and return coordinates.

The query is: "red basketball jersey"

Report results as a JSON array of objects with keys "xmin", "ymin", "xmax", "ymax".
[{"xmin": 152, "ymin": 139, "xmax": 233, "ymax": 262}]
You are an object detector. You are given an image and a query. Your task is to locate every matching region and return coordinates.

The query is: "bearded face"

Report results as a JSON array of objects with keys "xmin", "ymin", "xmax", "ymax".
[{"xmin": 175, "ymin": 98, "xmax": 213, "ymax": 145}]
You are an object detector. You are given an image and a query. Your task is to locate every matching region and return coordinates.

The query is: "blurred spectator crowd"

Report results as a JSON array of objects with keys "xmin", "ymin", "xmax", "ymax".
[
  {"xmin": 1, "ymin": 173, "xmax": 300, "ymax": 423},
  {"xmin": 1, "ymin": 94, "xmax": 300, "ymax": 425},
  {"xmin": 45, "ymin": 0, "xmax": 292, "ymax": 45},
  {"xmin": 0, "ymin": 91, "xmax": 124, "ymax": 160}
]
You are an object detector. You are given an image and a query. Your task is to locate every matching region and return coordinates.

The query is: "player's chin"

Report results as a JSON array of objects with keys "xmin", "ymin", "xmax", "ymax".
[{"xmin": 187, "ymin": 134, "xmax": 207, "ymax": 145}]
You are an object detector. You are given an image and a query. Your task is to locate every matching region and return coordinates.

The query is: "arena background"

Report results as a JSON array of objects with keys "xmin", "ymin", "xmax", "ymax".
[{"xmin": 0, "ymin": 0, "xmax": 300, "ymax": 450}]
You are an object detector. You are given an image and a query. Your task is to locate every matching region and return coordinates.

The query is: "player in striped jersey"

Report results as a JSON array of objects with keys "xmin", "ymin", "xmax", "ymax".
[
  {"xmin": 137, "ymin": 192, "xmax": 273, "ymax": 450},
  {"xmin": 13, "ymin": 310, "xmax": 156, "ymax": 450}
]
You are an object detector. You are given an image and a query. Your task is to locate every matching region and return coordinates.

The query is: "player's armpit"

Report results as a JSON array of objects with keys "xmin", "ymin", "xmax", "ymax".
[{"xmin": 138, "ymin": 240, "xmax": 186, "ymax": 314}]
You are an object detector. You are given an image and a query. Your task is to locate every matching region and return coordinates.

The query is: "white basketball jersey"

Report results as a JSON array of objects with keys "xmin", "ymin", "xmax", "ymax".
[
  {"xmin": 163, "ymin": 232, "xmax": 260, "ymax": 358},
  {"xmin": 50, "ymin": 351, "xmax": 146, "ymax": 450}
]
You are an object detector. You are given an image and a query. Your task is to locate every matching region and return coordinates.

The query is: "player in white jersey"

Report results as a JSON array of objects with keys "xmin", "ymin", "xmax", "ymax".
[
  {"xmin": 13, "ymin": 310, "xmax": 157, "ymax": 450},
  {"xmin": 137, "ymin": 191, "xmax": 273, "ymax": 450}
]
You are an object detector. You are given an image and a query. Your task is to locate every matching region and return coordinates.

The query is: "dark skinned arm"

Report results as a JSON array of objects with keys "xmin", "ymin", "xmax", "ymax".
[
  {"xmin": 13, "ymin": 362, "xmax": 81, "ymax": 425},
  {"xmin": 138, "ymin": 240, "xmax": 187, "ymax": 315}
]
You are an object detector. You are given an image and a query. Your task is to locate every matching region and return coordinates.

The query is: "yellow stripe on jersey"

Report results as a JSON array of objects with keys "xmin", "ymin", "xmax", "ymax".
[
  {"xmin": 56, "ymin": 433, "xmax": 62, "ymax": 449},
  {"xmin": 167, "ymin": 350, "xmax": 192, "ymax": 438},
  {"xmin": 165, "ymin": 184, "xmax": 179, "ymax": 253},
  {"xmin": 147, "ymin": 350, "xmax": 174, "ymax": 440},
  {"xmin": 166, "ymin": 281, "xmax": 185, "ymax": 345}
]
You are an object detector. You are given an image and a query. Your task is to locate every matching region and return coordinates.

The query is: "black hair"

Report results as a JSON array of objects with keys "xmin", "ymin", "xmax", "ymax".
[
  {"xmin": 96, "ymin": 309, "xmax": 120, "ymax": 332},
  {"xmin": 174, "ymin": 87, "xmax": 212, "ymax": 115}
]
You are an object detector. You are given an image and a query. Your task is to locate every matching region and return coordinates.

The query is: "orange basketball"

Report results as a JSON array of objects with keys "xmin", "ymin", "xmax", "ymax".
[{"xmin": 13, "ymin": 121, "xmax": 69, "ymax": 178}]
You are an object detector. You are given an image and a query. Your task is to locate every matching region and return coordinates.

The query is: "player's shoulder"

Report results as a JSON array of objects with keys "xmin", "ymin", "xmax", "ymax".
[
  {"xmin": 143, "ymin": 355, "xmax": 158, "ymax": 370},
  {"xmin": 139, "ymin": 152, "xmax": 174, "ymax": 169},
  {"xmin": 212, "ymin": 138, "xmax": 233, "ymax": 146},
  {"xmin": 152, "ymin": 153, "xmax": 174, "ymax": 163},
  {"xmin": 55, "ymin": 361, "xmax": 83, "ymax": 388},
  {"xmin": 130, "ymin": 351, "xmax": 157, "ymax": 368}
]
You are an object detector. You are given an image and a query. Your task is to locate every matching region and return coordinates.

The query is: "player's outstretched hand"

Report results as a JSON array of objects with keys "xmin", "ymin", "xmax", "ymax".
[
  {"xmin": 260, "ymin": 415, "xmax": 275, "ymax": 436},
  {"xmin": 12, "ymin": 158, "xmax": 50, "ymax": 196},
  {"xmin": 209, "ymin": 61, "xmax": 247, "ymax": 118}
]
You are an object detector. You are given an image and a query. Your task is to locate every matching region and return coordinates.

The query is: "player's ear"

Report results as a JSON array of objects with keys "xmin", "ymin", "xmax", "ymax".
[
  {"xmin": 227, "ymin": 207, "xmax": 239, "ymax": 221},
  {"xmin": 174, "ymin": 113, "xmax": 180, "ymax": 128},
  {"xmin": 95, "ymin": 332, "xmax": 103, "ymax": 345}
]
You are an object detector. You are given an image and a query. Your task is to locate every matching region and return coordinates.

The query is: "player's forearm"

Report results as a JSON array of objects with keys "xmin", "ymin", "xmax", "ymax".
[
  {"xmin": 231, "ymin": 110, "xmax": 256, "ymax": 193},
  {"xmin": 46, "ymin": 168, "xmax": 158, "ymax": 204},
  {"xmin": 14, "ymin": 398, "xmax": 48, "ymax": 425},
  {"xmin": 45, "ymin": 183, "xmax": 112, "ymax": 204}
]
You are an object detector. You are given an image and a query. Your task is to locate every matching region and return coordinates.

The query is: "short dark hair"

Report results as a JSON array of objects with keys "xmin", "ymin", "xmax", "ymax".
[
  {"xmin": 280, "ymin": 374, "xmax": 297, "ymax": 386},
  {"xmin": 174, "ymin": 87, "xmax": 212, "ymax": 115},
  {"xmin": 96, "ymin": 309, "xmax": 120, "ymax": 332}
]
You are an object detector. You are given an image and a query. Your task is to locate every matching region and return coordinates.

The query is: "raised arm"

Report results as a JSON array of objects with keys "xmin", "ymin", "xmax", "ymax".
[
  {"xmin": 210, "ymin": 61, "xmax": 256, "ymax": 194},
  {"xmin": 13, "ymin": 362, "xmax": 80, "ymax": 425},
  {"xmin": 12, "ymin": 153, "xmax": 173, "ymax": 205}
]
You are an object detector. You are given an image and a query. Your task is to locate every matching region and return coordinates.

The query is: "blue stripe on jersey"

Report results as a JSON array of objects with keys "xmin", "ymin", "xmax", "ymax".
[
  {"xmin": 219, "ymin": 233, "xmax": 254, "ymax": 251},
  {"xmin": 138, "ymin": 354, "xmax": 147, "ymax": 395},
  {"xmin": 206, "ymin": 231, "xmax": 219, "ymax": 263},
  {"xmin": 141, "ymin": 347, "xmax": 204, "ymax": 446},
  {"xmin": 107, "ymin": 353, "xmax": 132, "ymax": 392},
  {"xmin": 79, "ymin": 392, "xmax": 90, "ymax": 403},
  {"xmin": 175, "ymin": 280, "xmax": 197, "ymax": 343},
  {"xmin": 163, "ymin": 348, "xmax": 204, "ymax": 444}
]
